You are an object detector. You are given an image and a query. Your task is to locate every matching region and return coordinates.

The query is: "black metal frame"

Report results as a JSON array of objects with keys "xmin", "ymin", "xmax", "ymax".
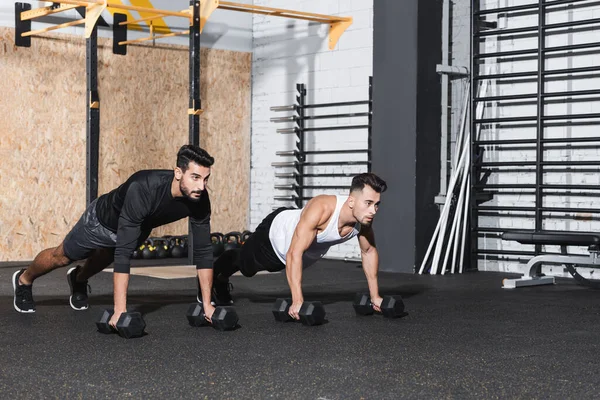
[
  {"xmin": 86, "ymin": 22, "xmax": 99, "ymax": 205},
  {"xmin": 271, "ymin": 78, "xmax": 373, "ymax": 208},
  {"xmin": 471, "ymin": 0, "xmax": 600, "ymax": 267}
]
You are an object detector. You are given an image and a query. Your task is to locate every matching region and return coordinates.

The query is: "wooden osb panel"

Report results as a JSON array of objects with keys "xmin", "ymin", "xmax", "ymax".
[
  {"xmin": 0, "ymin": 28, "xmax": 87, "ymax": 261},
  {"xmin": 98, "ymin": 41, "xmax": 251, "ymax": 239},
  {"xmin": 0, "ymin": 27, "xmax": 250, "ymax": 261}
]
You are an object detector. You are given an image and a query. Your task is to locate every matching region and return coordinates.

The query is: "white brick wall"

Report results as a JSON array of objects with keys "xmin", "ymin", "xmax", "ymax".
[
  {"xmin": 472, "ymin": 0, "xmax": 600, "ymax": 278},
  {"xmin": 250, "ymin": 0, "xmax": 373, "ymax": 259}
]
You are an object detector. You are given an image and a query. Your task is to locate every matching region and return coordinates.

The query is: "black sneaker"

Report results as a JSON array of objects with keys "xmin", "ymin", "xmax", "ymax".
[
  {"xmin": 196, "ymin": 278, "xmax": 217, "ymax": 305},
  {"xmin": 12, "ymin": 269, "xmax": 35, "ymax": 313},
  {"xmin": 67, "ymin": 266, "xmax": 90, "ymax": 311},
  {"xmin": 213, "ymin": 276, "xmax": 234, "ymax": 306}
]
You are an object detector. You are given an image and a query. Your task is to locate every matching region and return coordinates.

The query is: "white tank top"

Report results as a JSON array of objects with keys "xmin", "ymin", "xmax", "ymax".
[{"xmin": 269, "ymin": 195, "xmax": 360, "ymax": 267}]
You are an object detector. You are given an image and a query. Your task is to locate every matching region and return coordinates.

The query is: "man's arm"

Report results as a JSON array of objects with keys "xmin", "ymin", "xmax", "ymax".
[
  {"xmin": 285, "ymin": 200, "xmax": 327, "ymax": 319},
  {"xmin": 111, "ymin": 182, "xmax": 151, "ymax": 327},
  {"xmin": 358, "ymin": 225, "xmax": 383, "ymax": 311},
  {"xmin": 190, "ymin": 213, "xmax": 215, "ymax": 321}
]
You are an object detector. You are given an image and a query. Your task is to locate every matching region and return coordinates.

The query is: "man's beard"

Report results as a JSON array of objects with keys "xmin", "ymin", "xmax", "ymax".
[{"xmin": 180, "ymin": 181, "xmax": 202, "ymax": 202}]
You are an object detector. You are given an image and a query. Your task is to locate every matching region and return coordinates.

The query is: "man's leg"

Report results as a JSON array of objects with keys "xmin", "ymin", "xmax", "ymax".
[
  {"xmin": 67, "ymin": 248, "xmax": 115, "ymax": 311},
  {"xmin": 20, "ymin": 242, "xmax": 72, "ymax": 284},
  {"xmin": 13, "ymin": 242, "xmax": 72, "ymax": 313}
]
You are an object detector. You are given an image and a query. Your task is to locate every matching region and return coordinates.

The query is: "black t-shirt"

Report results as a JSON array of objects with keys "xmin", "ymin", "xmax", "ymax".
[{"xmin": 95, "ymin": 169, "xmax": 212, "ymax": 273}]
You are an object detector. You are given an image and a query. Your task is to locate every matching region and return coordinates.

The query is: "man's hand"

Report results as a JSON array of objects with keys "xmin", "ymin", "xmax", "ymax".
[
  {"xmin": 109, "ymin": 308, "xmax": 126, "ymax": 329},
  {"xmin": 203, "ymin": 303, "xmax": 215, "ymax": 323},
  {"xmin": 289, "ymin": 300, "xmax": 303, "ymax": 320},
  {"xmin": 370, "ymin": 296, "xmax": 383, "ymax": 313}
]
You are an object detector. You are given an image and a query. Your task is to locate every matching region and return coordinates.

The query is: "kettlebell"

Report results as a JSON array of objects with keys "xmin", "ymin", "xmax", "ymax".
[
  {"xmin": 170, "ymin": 237, "xmax": 186, "ymax": 258},
  {"xmin": 223, "ymin": 232, "xmax": 242, "ymax": 252},
  {"xmin": 211, "ymin": 232, "xmax": 224, "ymax": 257},
  {"xmin": 241, "ymin": 230, "xmax": 252, "ymax": 245},
  {"xmin": 156, "ymin": 238, "xmax": 169, "ymax": 259}
]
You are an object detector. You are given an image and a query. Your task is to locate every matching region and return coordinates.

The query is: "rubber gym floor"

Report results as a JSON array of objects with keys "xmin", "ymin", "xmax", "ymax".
[{"xmin": 0, "ymin": 260, "xmax": 598, "ymax": 399}]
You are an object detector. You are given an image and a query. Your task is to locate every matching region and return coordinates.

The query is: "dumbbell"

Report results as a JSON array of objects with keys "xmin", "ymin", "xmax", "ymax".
[
  {"xmin": 272, "ymin": 298, "xmax": 326, "ymax": 326},
  {"xmin": 96, "ymin": 309, "xmax": 146, "ymax": 339},
  {"xmin": 186, "ymin": 303, "xmax": 239, "ymax": 331},
  {"xmin": 353, "ymin": 293, "xmax": 405, "ymax": 318}
]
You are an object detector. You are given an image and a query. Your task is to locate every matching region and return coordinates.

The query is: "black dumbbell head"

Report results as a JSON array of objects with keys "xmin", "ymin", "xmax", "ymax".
[
  {"xmin": 298, "ymin": 301, "xmax": 326, "ymax": 326},
  {"xmin": 96, "ymin": 309, "xmax": 114, "ymax": 334},
  {"xmin": 272, "ymin": 298, "xmax": 293, "ymax": 322},
  {"xmin": 353, "ymin": 292, "xmax": 374, "ymax": 316},
  {"xmin": 186, "ymin": 303, "xmax": 209, "ymax": 327},
  {"xmin": 116, "ymin": 312, "xmax": 146, "ymax": 339},
  {"xmin": 211, "ymin": 306, "xmax": 239, "ymax": 331},
  {"xmin": 381, "ymin": 295, "xmax": 405, "ymax": 318}
]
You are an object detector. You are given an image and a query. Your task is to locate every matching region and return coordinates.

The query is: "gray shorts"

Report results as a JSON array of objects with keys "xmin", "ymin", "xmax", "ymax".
[{"xmin": 62, "ymin": 199, "xmax": 118, "ymax": 261}]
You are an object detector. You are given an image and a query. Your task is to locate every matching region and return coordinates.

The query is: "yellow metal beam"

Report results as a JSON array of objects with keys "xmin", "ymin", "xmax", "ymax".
[
  {"xmin": 118, "ymin": 29, "xmax": 190, "ymax": 46},
  {"xmin": 21, "ymin": 18, "xmax": 86, "ymax": 37},
  {"xmin": 20, "ymin": 4, "xmax": 79, "ymax": 21}
]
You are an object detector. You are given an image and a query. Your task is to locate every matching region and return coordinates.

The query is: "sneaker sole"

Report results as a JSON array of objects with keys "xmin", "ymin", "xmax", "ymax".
[
  {"xmin": 12, "ymin": 270, "xmax": 35, "ymax": 314},
  {"xmin": 67, "ymin": 267, "xmax": 89, "ymax": 311}
]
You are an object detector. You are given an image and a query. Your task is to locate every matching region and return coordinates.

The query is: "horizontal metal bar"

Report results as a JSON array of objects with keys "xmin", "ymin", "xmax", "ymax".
[
  {"xmin": 477, "ymin": 249, "xmax": 537, "ymax": 256},
  {"xmin": 543, "ymin": 113, "xmax": 600, "ymax": 121},
  {"xmin": 270, "ymin": 116, "xmax": 296, "ymax": 123},
  {"xmin": 276, "ymin": 185, "xmax": 351, "ymax": 190},
  {"xmin": 476, "ymin": 89, "xmax": 600, "ymax": 102},
  {"xmin": 543, "ymin": 137, "xmax": 600, "ymax": 144},
  {"xmin": 275, "ymin": 172, "xmax": 364, "ymax": 178},
  {"xmin": 275, "ymin": 150, "xmax": 297, "ymax": 156},
  {"xmin": 476, "ymin": 113, "xmax": 600, "ymax": 124},
  {"xmin": 474, "ymin": 47, "xmax": 538, "ymax": 59},
  {"xmin": 270, "ymin": 105, "xmax": 296, "ymax": 112},
  {"xmin": 475, "ymin": 184, "xmax": 600, "ymax": 190},
  {"xmin": 476, "ymin": 116, "xmax": 537, "ymax": 123},
  {"xmin": 478, "ymin": 161, "xmax": 537, "ymax": 166},
  {"xmin": 270, "ymin": 112, "xmax": 370, "ymax": 123},
  {"xmin": 277, "ymin": 125, "xmax": 370, "ymax": 133},
  {"xmin": 477, "ymin": 206, "xmax": 536, "ymax": 211},
  {"xmin": 478, "ymin": 167, "xmax": 600, "ymax": 173},
  {"xmin": 271, "ymin": 161, "xmax": 370, "ymax": 167},
  {"xmin": 277, "ymin": 127, "xmax": 298, "ymax": 134},
  {"xmin": 477, "ymin": 227, "xmax": 534, "ymax": 234},
  {"xmin": 474, "ymin": 0, "xmax": 590, "ymax": 16},
  {"xmin": 304, "ymin": 125, "xmax": 370, "ymax": 132},
  {"xmin": 475, "ymin": 139, "xmax": 537, "ymax": 145},
  {"xmin": 303, "ymin": 100, "xmax": 370, "ymax": 109},
  {"xmin": 475, "ymin": 17, "xmax": 600, "ymax": 37},
  {"xmin": 479, "ymin": 161, "xmax": 600, "ymax": 167},
  {"xmin": 276, "ymin": 149, "xmax": 369, "ymax": 156},
  {"xmin": 476, "ymin": 66, "xmax": 600, "ymax": 81},
  {"xmin": 478, "ymin": 190, "xmax": 600, "ymax": 197},
  {"xmin": 474, "ymin": 3, "xmax": 539, "ymax": 16},
  {"xmin": 477, "ymin": 206, "xmax": 600, "ymax": 213},
  {"xmin": 544, "ymin": 41, "xmax": 600, "ymax": 54},
  {"xmin": 474, "ymin": 41, "xmax": 600, "ymax": 60}
]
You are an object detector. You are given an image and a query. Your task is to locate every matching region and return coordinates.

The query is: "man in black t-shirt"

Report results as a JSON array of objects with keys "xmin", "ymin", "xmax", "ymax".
[{"xmin": 12, "ymin": 145, "xmax": 216, "ymax": 326}]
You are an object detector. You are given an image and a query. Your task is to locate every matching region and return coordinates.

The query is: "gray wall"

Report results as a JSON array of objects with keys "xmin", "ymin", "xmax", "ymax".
[{"xmin": 372, "ymin": 0, "xmax": 442, "ymax": 273}]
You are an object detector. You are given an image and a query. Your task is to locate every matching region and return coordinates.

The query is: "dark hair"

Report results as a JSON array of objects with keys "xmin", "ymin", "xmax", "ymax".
[
  {"xmin": 177, "ymin": 145, "xmax": 214, "ymax": 171},
  {"xmin": 350, "ymin": 173, "xmax": 387, "ymax": 194}
]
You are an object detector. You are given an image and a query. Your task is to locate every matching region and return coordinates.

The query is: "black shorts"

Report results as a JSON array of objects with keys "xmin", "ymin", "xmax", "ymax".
[
  {"xmin": 63, "ymin": 199, "xmax": 150, "ymax": 261},
  {"xmin": 239, "ymin": 207, "xmax": 290, "ymax": 277}
]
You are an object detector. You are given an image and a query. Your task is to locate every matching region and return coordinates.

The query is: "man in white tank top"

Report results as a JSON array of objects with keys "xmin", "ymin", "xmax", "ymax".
[{"xmin": 205, "ymin": 173, "xmax": 387, "ymax": 321}]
